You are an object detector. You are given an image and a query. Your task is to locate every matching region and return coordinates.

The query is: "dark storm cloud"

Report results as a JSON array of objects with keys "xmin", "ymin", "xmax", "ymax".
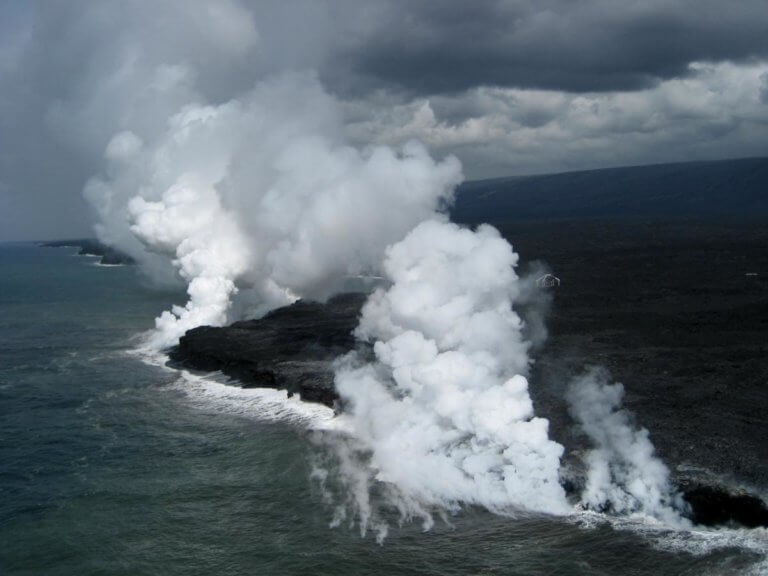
[
  {"xmin": 0, "ymin": 0, "xmax": 262, "ymax": 241},
  {"xmin": 1, "ymin": 0, "xmax": 767, "ymax": 241},
  {"xmin": 333, "ymin": 0, "xmax": 768, "ymax": 95}
]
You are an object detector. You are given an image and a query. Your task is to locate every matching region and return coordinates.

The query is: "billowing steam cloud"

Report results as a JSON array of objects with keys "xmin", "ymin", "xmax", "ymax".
[
  {"xmin": 85, "ymin": 74, "xmax": 462, "ymax": 347},
  {"xmin": 325, "ymin": 220, "xmax": 569, "ymax": 537},
  {"xmin": 78, "ymin": 25, "xmax": 689, "ymax": 536},
  {"xmin": 128, "ymin": 175, "xmax": 252, "ymax": 348},
  {"xmin": 84, "ymin": 71, "xmax": 692, "ymax": 538},
  {"xmin": 567, "ymin": 368, "xmax": 689, "ymax": 526},
  {"xmin": 85, "ymin": 67, "xmax": 573, "ymax": 533}
]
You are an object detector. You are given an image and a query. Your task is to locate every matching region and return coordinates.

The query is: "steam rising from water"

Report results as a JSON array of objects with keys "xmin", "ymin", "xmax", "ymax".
[
  {"xmin": 86, "ymin": 70, "xmax": 691, "ymax": 537},
  {"xmin": 567, "ymin": 369, "xmax": 689, "ymax": 526},
  {"xmin": 325, "ymin": 220, "xmax": 569, "ymax": 536},
  {"xmin": 128, "ymin": 178, "xmax": 252, "ymax": 348},
  {"xmin": 85, "ymin": 74, "xmax": 461, "ymax": 347}
]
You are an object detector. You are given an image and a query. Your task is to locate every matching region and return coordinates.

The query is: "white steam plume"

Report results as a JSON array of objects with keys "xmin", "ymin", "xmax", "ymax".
[
  {"xmin": 128, "ymin": 177, "xmax": 252, "ymax": 349},
  {"xmin": 566, "ymin": 368, "xmax": 690, "ymax": 526},
  {"xmin": 85, "ymin": 74, "xmax": 462, "ymax": 347},
  {"xmin": 326, "ymin": 220, "xmax": 569, "ymax": 537},
  {"xmin": 79, "ymin": 39, "xmax": 689, "ymax": 537},
  {"xmin": 57, "ymin": 0, "xmax": 697, "ymax": 543}
]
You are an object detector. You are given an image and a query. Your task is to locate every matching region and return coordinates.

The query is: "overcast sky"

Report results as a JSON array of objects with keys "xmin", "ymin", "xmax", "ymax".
[{"xmin": 1, "ymin": 0, "xmax": 768, "ymax": 241}]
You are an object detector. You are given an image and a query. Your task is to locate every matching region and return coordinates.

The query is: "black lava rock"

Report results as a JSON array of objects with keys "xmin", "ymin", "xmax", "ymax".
[
  {"xmin": 683, "ymin": 484, "xmax": 768, "ymax": 529},
  {"xmin": 168, "ymin": 292, "xmax": 369, "ymax": 408},
  {"xmin": 40, "ymin": 238, "xmax": 135, "ymax": 265}
]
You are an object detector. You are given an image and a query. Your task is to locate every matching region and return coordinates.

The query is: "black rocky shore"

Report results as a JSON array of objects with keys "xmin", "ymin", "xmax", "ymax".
[
  {"xmin": 40, "ymin": 239, "xmax": 136, "ymax": 265},
  {"xmin": 169, "ymin": 292, "xmax": 368, "ymax": 407}
]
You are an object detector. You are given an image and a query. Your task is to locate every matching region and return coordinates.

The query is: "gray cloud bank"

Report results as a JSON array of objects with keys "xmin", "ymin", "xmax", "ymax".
[
  {"xmin": 1, "ymin": 0, "xmax": 768, "ymax": 240},
  {"xmin": 336, "ymin": 0, "xmax": 768, "ymax": 95}
]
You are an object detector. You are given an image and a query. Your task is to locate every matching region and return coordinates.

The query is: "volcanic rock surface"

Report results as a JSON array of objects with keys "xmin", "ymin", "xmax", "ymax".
[
  {"xmin": 41, "ymin": 239, "xmax": 136, "ymax": 265},
  {"xmin": 169, "ymin": 292, "xmax": 368, "ymax": 407}
]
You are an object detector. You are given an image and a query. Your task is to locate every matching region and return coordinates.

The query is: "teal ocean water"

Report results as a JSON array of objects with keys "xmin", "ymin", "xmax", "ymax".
[{"xmin": 1, "ymin": 243, "xmax": 766, "ymax": 575}]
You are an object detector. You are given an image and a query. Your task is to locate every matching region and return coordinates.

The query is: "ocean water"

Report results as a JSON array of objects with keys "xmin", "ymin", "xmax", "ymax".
[{"xmin": 1, "ymin": 243, "xmax": 766, "ymax": 575}]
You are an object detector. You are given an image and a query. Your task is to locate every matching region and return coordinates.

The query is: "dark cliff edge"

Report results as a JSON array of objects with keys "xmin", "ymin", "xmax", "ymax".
[
  {"xmin": 168, "ymin": 292, "xmax": 369, "ymax": 408},
  {"xmin": 681, "ymin": 483, "xmax": 768, "ymax": 529},
  {"xmin": 40, "ymin": 239, "xmax": 136, "ymax": 265}
]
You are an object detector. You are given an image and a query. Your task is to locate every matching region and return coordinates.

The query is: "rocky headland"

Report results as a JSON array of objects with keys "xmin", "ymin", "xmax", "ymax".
[
  {"xmin": 169, "ymin": 292, "xmax": 368, "ymax": 407},
  {"xmin": 41, "ymin": 239, "xmax": 136, "ymax": 265}
]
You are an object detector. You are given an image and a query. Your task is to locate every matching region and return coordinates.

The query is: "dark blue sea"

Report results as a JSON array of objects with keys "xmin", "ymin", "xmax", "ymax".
[{"xmin": 1, "ymin": 243, "xmax": 766, "ymax": 575}]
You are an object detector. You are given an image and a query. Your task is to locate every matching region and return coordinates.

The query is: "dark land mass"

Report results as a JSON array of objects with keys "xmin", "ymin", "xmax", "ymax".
[
  {"xmin": 170, "ymin": 293, "xmax": 368, "ymax": 407},
  {"xmin": 40, "ymin": 238, "xmax": 136, "ymax": 265},
  {"xmin": 170, "ymin": 157, "xmax": 768, "ymax": 528},
  {"xmin": 454, "ymin": 156, "xmax": 768, "ymax": 223}
]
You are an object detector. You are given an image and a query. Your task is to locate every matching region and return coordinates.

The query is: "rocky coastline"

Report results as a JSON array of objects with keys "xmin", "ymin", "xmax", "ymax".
[
  {"xmin": 169, "ymin": 292, "xmax": 368, "ymax": 407},
  {"xmin": 40, "ymin": 239, "xmax": 136, "ymax": 265}
]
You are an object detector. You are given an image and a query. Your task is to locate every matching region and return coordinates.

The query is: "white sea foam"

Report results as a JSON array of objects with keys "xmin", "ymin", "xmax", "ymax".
[
  {"xmin": 129, "ymin": 346, "xmax": 336, "ymax": 428},
  {"xmin": 570, "ymin": 508, "xmax": 768, "ymax": 574},
  {"xmin": 171, "ymin": 371, "xmax": 336, "ymax": 427},
  {"xmin": 648, "ymin": 523, "xmax": 768, "ymax": 575},
  {"xmin": 127, "ymin": 342, "xmax": 768, "ymax": 571}
]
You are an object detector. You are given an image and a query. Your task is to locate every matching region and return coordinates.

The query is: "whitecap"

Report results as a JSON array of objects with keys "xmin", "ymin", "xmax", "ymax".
[{"xmin": 128, "ymin": 345, "xmax": 336, "ymax": 429}]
